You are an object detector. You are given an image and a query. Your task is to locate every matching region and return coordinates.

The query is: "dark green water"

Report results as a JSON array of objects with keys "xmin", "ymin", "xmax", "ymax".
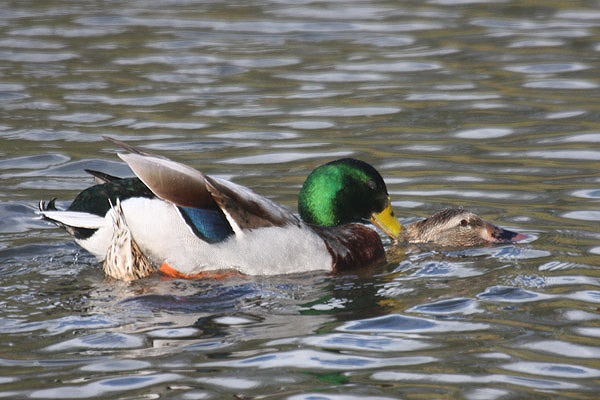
[{"xmin": 1, "ymin": 0, "xmax": 600, "ymax": 398}]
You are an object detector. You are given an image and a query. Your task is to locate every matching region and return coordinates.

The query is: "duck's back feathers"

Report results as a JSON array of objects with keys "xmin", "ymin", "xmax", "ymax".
[
  {"xmin": 68, "ymin": 177, "xmax": 154, "ymax": 217},
  {"xmin": 204, "ymin": 175, "xmax": 301, "ymax": 232}
]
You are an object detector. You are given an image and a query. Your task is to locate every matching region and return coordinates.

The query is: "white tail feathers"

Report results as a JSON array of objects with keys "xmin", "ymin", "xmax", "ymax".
[{"xmin": 39, "ymin": 210, "xmax": 106, "ymax": 229}]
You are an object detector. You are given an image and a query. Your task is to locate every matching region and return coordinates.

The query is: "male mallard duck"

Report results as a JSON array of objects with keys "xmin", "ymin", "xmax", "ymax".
[
  {"xmin": 401, "ymin": 207, "xmax": 527, "ymax": 247},
  {"xmin": 39, "ymin": 137, "xmax": 402, "ymax": 279}
]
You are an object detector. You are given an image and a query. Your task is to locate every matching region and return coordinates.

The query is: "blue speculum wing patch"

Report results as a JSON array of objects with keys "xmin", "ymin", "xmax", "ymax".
[{"xmin": 178, "ymin": 206, "xmax": 234, "ymax": 243}]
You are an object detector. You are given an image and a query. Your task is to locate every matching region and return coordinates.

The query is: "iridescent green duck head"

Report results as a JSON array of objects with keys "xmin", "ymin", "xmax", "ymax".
[{"xmin": 298, "ymin": 158, "xmax": 402, "ymax": 239}]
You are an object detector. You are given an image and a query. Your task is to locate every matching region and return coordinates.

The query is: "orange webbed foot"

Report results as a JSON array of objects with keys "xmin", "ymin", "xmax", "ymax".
[{"xmin": 159, "ymin": 263, "xmax": 245, "ymax": 280}]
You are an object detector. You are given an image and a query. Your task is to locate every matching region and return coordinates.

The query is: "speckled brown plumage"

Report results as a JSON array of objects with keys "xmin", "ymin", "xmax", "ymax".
[
  {"xmin": 401, "ymin": 208, "xmax": 525, "ymax": 247},
  {"xmin": 103, "ymin": 199, "xmax": 155, "ymax": 281}
]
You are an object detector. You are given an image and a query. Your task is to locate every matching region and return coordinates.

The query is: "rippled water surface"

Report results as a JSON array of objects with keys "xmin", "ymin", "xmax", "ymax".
[{"xmin": 2, "ymin": 0, "xmax": 600, "ymax": 398}]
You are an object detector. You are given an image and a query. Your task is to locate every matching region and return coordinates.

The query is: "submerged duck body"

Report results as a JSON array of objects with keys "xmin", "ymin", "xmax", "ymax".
[{"xmin": 39, "ymin": 137, "xmax": 401, "ymax": 278}]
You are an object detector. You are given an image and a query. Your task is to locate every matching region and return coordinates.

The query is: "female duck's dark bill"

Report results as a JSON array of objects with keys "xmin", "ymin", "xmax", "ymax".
[{"xmin": 484, "ymin": 220, "xmax": 529, "ymax": 243}]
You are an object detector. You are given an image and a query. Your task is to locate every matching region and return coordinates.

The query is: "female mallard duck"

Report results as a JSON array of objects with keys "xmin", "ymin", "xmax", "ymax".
[
  {"xmin": 39, "ymin": 137, "xmax": 402, "ymax": 279},
  {"xmin": 401, "ymin": 207, "xmax": 527, "ymax": 247}
]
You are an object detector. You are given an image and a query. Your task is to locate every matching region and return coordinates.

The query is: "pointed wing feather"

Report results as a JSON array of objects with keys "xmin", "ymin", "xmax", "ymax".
[
  {"xmin": 85, "ymin": 169, "xmax": 122, "ymax": 184},
  {"xmin": 103, "ymin": 136, "xmax": 162, "ymax": 158},
  {"xmin": 118, "ymin": 153, "xmax": 216, "ymax": 209}
]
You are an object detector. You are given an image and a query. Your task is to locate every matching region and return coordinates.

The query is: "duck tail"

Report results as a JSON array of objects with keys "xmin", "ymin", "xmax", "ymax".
[
  {"xmin": 39, "ymin": 198, "xmax": 58, "ymax": 213},
  {"xmin": 37, "ymin": 199, "xmax": 105, "ymax": 230}
]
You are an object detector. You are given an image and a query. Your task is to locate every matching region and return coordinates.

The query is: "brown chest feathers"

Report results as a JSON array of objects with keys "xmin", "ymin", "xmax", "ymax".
[{"xmin": 311, "ymin": 224, "xmax": 386, "ymax": 271}]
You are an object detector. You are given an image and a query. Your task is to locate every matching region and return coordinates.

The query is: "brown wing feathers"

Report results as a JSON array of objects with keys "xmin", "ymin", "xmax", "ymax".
[{"xmin": 108, "ymin": 137, "xmax": 299, "ymax": 232}]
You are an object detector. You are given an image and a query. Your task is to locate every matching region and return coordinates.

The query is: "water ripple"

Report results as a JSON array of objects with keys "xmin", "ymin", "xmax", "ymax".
[
  {"xmin": 29, "ymin": 373, "xmax": 181, "ymax": 399},
  {"xmin": 81, "ymin": 359, "xmax": 152, "ymax": 372},
  {"xmin": 478, "ymin": 286, "xmax": 552, "ymax": 303},
  {"xmin": 562, "ymin": 210, "xmax": 600, "ymax": 221},
  {"xmin": 273, "ymin": 120, "xmax": 335, "ymax": 130},
  {"xmin": 408, "ymin": 260, "xmax": 482, "ymax": 278},
  {"xmin": 196, "ymin": 376, "xmax": 259, "ymax": 390},
  {"xmin": 268, "ymin": 333, "xmax": 434, "ymax": 352},
  {"xmin": 0, "ymin": 154, "xmax": 69, "ymax": 171},
  {"xmin": 267, "ymin": 5, "xmax": 397, "ymax": 20},
  {"xmin": 506, "ymin": 63, "xmax": 589, "ymax": 74},
  {"xmin": 516, "ymin": 340, "xmax": 600, "ymax": 359},
  {"xmin": 547, "ymin": 132, "xmax": 600, "ymax": 143},
  {"xmin": 220, "ymin": 150, "xmax": 354, "ymax": 165},
  {"xmin": 337, "ymin": 61, "xmax": 442, "ymax": 72},
  {"xmin": 545, "ymin": 110, "xmax": 586, "ymax": 119},
  {"xmin": 0, "ymin": 315, "xmax": 116, "ymax": 335},
  {"xmin": 555, "ymin": 10, "xmax": 600, "ymax": 20},
  {"xmin": 50, "ymin": 113, "xmax": 113, "ymax": 123},
  {"xmin": 371, "ymin": 371, "xmax": 580, "ymax": 390},
  {"xmin": 338, "ymin": 313, "xmax": 488, "ymax": 333},
  {"xmin": 0, "ymin": 50, "xmax": 78, "ymax": 63},
  {"xmin": 147, "ymin": 327, "xmax": 201, "ymax": 338},
  {"xmin": 392, "ymin": 189, "xmax": 538, "ymax": 201},
  {"xmin": 496, "ymin": 150, "xmax": 600, "ymax": 161},
  {"xmin": 0, "ymin": 38, "xmax": 65, "ymax": 49},
  {"xmin": 502, "ymin": 361, "xmax": 600, "ymax": 378},
  {"xmin": 290, "ymin": 395, "xmax": 396, "ymax": 400},
  {"xmin": 194, "ymin": 106, "xmax": 282, "ymax": 117},
  {"xmin": 114, "ymin": 54, "xmax": 217, "ymax": 65},
  {"xmin": 200, "ymin": 349, "xmax": 434, "ymax": 370},
  {"xmin": 291, "ymin": 106, "xmax": 400, "ymax": 117},
  {"xmin": 408, "ymin": 297, "xmax": 482, "ymax": 315},
  {"xmin": 279, "ymin": 72, "xmax": 390, "ymax": 82},
  {"xmin": 45, "ymin": 332, "xmax": 145, "ymax": 352},
  {"xmin": 524, "ymin": 80, "xmax": 598, "ymax": 89},
  {"xmin": 64, "ymin": 93, "xmax": 193, "ymax": 106},
  {"xmin": 129, "ymin": 121, "xmax": 209, "ymax": 130},
  {"xmin": 406, "ymin": 92, "xmax": 500, "ymax": 101},
  {"xmin": 454, "ymin": 127, "xmax": 513, "ymax": 139},
  {"xmin": 509, "ymin": 39, "xmax": 565, "ymax": 47},
  {"xmin": 77, "ymin": 16, "xmax": 444, "ymax": 34},
  {"xmin": 353, "ymin": 35, "xmax": 415, "ymax": 47},
  {"xmin": 10, "ymin": 25, "xmax": 126, "ymax": 37}
]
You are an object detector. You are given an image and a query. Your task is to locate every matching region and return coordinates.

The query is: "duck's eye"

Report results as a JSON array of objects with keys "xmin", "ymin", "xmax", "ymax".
[
  {"xmin": 367, "ymin": 180, "xmax": 377, "ymax": 190},
  {"xmin": 460, "ymin": 219, "xmax": 469, "ymax": 227}
]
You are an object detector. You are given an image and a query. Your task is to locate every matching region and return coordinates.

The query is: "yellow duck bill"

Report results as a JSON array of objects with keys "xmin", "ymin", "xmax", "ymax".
[{"xmin": 370, "ymin": 199, "xmax": 402, "ymax": 240}]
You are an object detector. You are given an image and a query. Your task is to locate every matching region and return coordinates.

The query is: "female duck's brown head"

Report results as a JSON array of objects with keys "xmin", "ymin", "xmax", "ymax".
[{"xmin": 403, "ymin": 208, "xmax": 528, "ymax": 247}]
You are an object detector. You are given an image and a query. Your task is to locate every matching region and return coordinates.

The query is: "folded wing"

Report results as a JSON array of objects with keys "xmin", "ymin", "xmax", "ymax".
[{"xmin": 112, "ymin": 139, "xmax": 300, "ymax": 235}]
